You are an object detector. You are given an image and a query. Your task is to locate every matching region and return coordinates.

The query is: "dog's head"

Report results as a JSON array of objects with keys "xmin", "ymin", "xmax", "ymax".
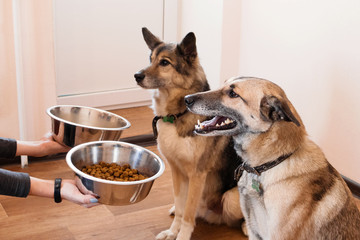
[
  {"xmin": 185, "ymin": 77, "xmax": 302, "ymax": 137},
  {"xmin": 134, "ymin": 27, "xmax": 208, "ymax": 92}
]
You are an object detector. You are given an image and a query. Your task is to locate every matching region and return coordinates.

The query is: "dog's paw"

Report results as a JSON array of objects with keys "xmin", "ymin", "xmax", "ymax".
[
  {"xmin": 241, "ymin": 221, "xmax": 249, "ymax": 236},
  {"xmin": 168, "ymin": 205, "xmax": 175, "ymax": 216},
  {"xmin": 156, "ymin": 230, "xmax": 177, "ymax": 240},
  {"xmin": 176, "ymin": 231, "xmax": 192, "ymax": 240}
]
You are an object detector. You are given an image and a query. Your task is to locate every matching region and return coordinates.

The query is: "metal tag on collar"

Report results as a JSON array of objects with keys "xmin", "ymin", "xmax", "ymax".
[
  {"xmin": 163, "ymin": 115, "xmax": 175, "ymax": 123},
  {"xmin": 252, "ymin": 179, "xmax": 262, "ymax": 193},
  {"xmin": 234, "ymin": 162, "xmax": 261, "ymax": 181}
]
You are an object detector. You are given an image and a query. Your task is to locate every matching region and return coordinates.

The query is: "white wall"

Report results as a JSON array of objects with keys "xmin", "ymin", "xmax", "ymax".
[
  {"xmin": 0, "ymin": 0, "xmax": 57, "ymax": 141},
  {"xmin": 178, "ymin": 0, "xmax": 359, "ymax": 182},
  {"xmin": 0, "ymin": 1, "xmax": 20, "ymax": 139},
  {"xmin": 235, "ymin": 0, "xmax": 360, "ymax": 182},
  {"xmin": 178, "ymin": 0, "xmax": 224, "ymax": 90}
]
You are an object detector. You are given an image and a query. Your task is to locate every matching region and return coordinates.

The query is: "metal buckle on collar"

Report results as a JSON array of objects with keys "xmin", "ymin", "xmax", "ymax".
[
  {"xmin": 234, "ymin": 163, "xmax": 244, "ymax": 181},
  {"xmin": 234, "ymin": 162, "xmax": 260, "ymax": 181},
  {"xmin": 243, "ymin": 164, "xmax": 260, "ymax": 176}
]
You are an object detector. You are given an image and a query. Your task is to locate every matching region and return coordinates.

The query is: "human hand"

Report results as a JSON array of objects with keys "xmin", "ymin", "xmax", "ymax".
[
  {"xmin": 39, "ymin": 132, "xmax": 71, "ymax": 156},
  {"xmin": 16, "ymin": 132, "xmax": 71, "ymax": 157},
  {"xmin": 60, "ymin": 179, "xmax": 99, "ymax": 208}
]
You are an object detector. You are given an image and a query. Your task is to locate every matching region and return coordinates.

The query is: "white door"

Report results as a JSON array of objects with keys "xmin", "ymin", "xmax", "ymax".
[{"xmin": 53, "ymin": 0, "xmax": 166, "ymax": 109}]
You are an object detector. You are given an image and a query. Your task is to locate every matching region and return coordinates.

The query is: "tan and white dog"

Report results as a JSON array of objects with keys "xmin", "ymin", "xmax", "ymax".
[
  {"xmin": 134, "ymin": 28, "xmax": 244, "ymax": 240},
  {"xmin": 185, "ymin": 76, "xmax": 360, "ymax": 239}
]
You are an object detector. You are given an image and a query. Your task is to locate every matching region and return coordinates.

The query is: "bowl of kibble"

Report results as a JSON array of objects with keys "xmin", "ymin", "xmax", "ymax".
[{"xmin": 66, "ymin": 141, "xmax": 165, "ymax": 205}]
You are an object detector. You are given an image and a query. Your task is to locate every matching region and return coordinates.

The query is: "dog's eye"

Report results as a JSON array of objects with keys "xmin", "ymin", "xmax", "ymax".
[
  {"xmin": 159, "ymin": 59, "xmax": 170, "ymax": 67},
  {"xmin": 228, "ymin": 89, "xmax": 239, "ymax": 98}
]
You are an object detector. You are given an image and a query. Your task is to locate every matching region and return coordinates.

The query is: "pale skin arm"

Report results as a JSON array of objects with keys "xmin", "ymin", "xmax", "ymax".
[
  {"xmin": 15, "ymin": 132, "xmax": 70, "ymax": 157},
  {"xmin": 16, "ymin": 132, "xmax": 98, "ymax": 207},
  {"xmin": 29, "ymin": 177, "xmax": 99, "ymax": 208}
]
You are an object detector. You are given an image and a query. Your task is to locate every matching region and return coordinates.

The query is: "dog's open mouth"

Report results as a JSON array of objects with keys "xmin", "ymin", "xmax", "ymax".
[{"xmin": 195, "ymin": 116, "xmax": 236, "ymax": 134}]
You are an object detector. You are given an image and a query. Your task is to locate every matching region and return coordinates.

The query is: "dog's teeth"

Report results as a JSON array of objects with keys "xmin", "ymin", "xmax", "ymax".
[
  {"xmin": 221, "ymin": 122, "xmax": 225, "ymax": 126},
  {"xmin": 227, "ymin": 118, "xmax": 234, "ymax": 124},
  {"xmin": 226, "ymin": 118, "xmax": 234, "ymax": 124},
  {"xmin": 199, "ymin": 120, "xmax": 203, "ymax": 128},
  {"xmin": 216, "ymin": 123, "xmax": 220, "ymax": 127},
  {"xmin": 196, "ymin": 119, "xmax": 204, "ymax": 129},
  {"xmin": 195, "ymin": 120, "xmax": 200, "ymax": 130}
]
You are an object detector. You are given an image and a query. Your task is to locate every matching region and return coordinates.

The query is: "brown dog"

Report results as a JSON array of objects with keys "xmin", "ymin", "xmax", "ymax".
[
  {"xmin": 185, "ymin": 76, "xmax": 360, "ymax": 239},
  {"xmin": 134, "ymin": 29, "xmax": 243, "ymax": 240}
]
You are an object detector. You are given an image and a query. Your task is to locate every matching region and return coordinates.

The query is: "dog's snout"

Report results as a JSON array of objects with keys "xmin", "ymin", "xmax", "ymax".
[
  {"xmin": 185, "ymin": 95, "xmax": 196, "ymax": 107},
  {"xmin": 134, "ymin": 71, "xmax": 145, "ymax": 83}
]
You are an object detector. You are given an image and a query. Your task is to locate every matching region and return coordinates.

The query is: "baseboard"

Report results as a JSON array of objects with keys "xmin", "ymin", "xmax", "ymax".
[
  {"xmin": 342, "ymin": 175, "xmax": 360, "ymax": 199},
  {"xmin": 0, "ymin": 156, "xmax": 21, "ymax": 165},
  {"xmin": 0, "ymin": 154, "xmax": 65, "ymax": 166},
  {"xmin": 120, "ymin": 134, "xmax": 157, "ymax": 147}
]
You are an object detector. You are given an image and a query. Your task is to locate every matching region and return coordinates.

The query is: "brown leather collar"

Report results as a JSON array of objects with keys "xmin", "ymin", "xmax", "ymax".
[{"xmin": 234, "ymin": 151, "xmax": 296, "ymax": 181}]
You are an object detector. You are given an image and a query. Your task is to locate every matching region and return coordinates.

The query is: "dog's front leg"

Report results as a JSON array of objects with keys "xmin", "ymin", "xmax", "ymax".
[
  {"xmin": 176, "ymin": 172, "xmax": 207, "ymax": 240},
  {"xmin": 156, "ymin": 168, "xmax": 188, "ymax": 240}
]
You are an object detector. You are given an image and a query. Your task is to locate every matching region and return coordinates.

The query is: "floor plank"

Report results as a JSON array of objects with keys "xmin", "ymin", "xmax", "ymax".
[{"xmin": 0, "ymin": 152, "xmax": 244, "ymax": 240}]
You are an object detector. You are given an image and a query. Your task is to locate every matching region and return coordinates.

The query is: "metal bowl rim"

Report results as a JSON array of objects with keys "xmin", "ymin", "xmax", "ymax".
[
  {"xmin": 66, "ymin": 140, "xmax": 165, "ymax": 186},
  {"xmin": 46, "ymin": 105, "xmax": 131, "ymax": 131}
]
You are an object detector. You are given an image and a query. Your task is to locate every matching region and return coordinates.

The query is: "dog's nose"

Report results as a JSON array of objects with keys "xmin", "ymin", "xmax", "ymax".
[
  {"xmin": 134, "ymin": 72, "xmax": 145, "ymax": 83},
  {"xmin": 184, "ymin": 95, "xmax": 195, "ymax": 107}
]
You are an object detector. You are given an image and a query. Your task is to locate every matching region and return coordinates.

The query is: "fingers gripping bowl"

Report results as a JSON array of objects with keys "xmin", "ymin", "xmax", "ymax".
[
  {"xmin": 66, "ymin": 141, "xmax": 165, "ymax": 205},
  {"xmin": 47, "ymin": 105, "xmax": 131, "ymax": 147}
]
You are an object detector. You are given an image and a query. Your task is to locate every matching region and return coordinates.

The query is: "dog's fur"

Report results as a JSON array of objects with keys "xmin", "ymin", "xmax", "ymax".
[
  {"xmin": 185, "ymin": 76, "xmax": 360, "ymax": 240},
  {"xmin": 134, "ymin": 28, "xmax": 244, "ymax": 240}
]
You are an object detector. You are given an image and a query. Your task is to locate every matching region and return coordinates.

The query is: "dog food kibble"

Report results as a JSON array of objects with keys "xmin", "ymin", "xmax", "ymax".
[{"xmin": 81, "ymin": 162, "xmax": 147, "ymax": 182}]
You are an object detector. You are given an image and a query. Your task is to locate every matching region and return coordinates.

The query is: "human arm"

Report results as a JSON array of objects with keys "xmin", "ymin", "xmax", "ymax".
[
  {"xmin": 15, "ymin": 132, "xmax": 70, "ymax": 157},
  {"xmin": 29, "ymin": 177, "xmax": 99, "ymax": 208},
  {"xmin": 1, "ymin": 133, "xmax": 69, "ymax": 159},
  {"xmin": 0, "ymin": 168, "xmax": 30, "ymax": 197},
  {"xmin": 0, "ymin": 137, "xmax": 17, "ymax": 159},
  {"xmin": 0, "ymin": 169, "xmax": 98, "ymax": 207}
]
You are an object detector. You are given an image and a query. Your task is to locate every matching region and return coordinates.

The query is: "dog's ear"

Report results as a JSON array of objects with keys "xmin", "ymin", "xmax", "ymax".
[
  {"xmin": 260, "ymin": 96, "xmax": 301, "ymax": 127},
  {"xmin": 177, "ymin": 32, "xmax": 197, "ymax": 62},
  {"xmin": 142, "ymin": 27, "xmax": 162, "ymax": 51}
]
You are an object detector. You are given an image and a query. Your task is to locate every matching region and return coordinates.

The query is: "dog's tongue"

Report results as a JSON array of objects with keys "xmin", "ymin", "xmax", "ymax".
[
  {"xmin": 195, "ymin": 116, "xmax": 235, "ymax": 132},
  {"xmin": 202, "ymin": 116, "xmax": 227, "ymax": 128}
]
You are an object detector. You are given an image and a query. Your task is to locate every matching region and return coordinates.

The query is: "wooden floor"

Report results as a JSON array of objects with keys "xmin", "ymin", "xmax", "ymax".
[
  {"xmin": 0, "ymin": 106, "xmax": 246, "ymax": 240},
  {"xmin": 0, "ymin": 106, "xmax": 359, "ymax": 240}
]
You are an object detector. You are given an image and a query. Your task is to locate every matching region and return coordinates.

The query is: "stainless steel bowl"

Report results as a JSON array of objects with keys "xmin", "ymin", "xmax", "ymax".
[
  {"xmin": 47, "ymin": 105, "xmax": 130, "ymax": 147},
  {"xmin": 66, "ymin": 141, "xmax": 165, "ymax": 205}
]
